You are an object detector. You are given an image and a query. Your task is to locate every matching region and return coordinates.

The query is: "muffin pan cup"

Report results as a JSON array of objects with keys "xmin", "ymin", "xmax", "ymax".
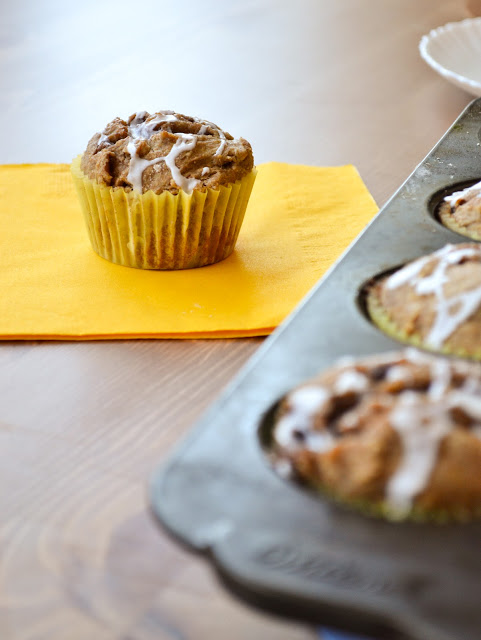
[{"xmin": 150, "ymin": 99, "xmax": 481, "ymax": 640}]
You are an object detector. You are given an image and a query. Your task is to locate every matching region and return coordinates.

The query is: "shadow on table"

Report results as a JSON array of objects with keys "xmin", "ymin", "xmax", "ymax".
[{"xmin": 320, "ymin": 629, "xmax": 373, "ymax": 640}]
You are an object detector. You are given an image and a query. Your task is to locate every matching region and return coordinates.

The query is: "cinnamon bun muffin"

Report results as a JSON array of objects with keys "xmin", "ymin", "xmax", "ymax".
[
  {"xmin": 439, "ymin": 181, "xmax": 481, "ymax": 241},
  {"xmin": 272, "ymin": 350, "xmax": 481, "ymax": 521},
  {"xmin": 71, "ymin": 110, "xmax": 256, "ymax": 269},
  {"xmin": 366, "ymin": 243, "xmax": 481, "ymax": 359}
]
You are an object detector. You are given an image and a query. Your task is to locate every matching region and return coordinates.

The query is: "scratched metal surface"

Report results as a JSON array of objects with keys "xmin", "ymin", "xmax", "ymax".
[{"xmin": 151, "ymin": 99, "xmax": 481, "ymax": 640}]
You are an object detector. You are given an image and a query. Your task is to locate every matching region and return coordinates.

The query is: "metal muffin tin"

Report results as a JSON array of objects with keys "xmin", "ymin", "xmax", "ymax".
[{"xmin": 150, "ymin": 99, "xmax": 481, "ymax": 640}]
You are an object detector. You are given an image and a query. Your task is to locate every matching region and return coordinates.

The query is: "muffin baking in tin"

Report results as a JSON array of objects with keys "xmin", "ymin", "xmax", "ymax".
[
  {"xmin": 267, "ymin": 177, "xmax": 481, "ymax": 523},
  {"xmin": 438, "ymin": 180, "xmax": 481, "ymax": 242},
  {"xmin": 270, "ymin": 349, "xmax": 481, "ymax": 522},
  {"xmin": 366, "ymin": 243, "xmax": 481, "ymax": 360}
]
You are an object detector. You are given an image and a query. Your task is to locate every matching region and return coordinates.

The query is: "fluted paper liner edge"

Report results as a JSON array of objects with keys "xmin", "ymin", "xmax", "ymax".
[{"xmin": 70, "ymin": 155, "xmax": 256, "ymax": 270}]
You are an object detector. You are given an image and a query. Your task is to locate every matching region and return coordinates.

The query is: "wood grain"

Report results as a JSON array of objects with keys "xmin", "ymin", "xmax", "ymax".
[
  {"xmin": 1, "ymin": 339, "xmax": 317, "ymax": 640},
  {"xmin": 0, "ymin": 0, "xmax": 473, "ymax": 638}
]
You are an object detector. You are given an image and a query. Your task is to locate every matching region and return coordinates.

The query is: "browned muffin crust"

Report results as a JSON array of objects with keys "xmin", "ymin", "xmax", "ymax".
[
  {"xmin": 367, "ymin": 243, "xmax": 481, "ymax": 356},
  {"xmin": 439, "ymin": 181, "xmax": 481, "ymax": 240},
  {"xmin": 80, "ymin": 111, "xmax": 254, "ymax": 195},
  {"xmin": 272, "ymin": 350, "xmax": 481, "ymax": 519}
]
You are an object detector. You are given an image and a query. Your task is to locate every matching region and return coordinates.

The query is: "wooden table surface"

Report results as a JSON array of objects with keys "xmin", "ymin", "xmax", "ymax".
[{"xmin": 0, "ymin": 1, "xmax": 475, "ymax": 638}]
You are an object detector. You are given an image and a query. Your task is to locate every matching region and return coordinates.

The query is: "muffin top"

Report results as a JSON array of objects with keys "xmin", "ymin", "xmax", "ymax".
[
  {"xmin": 368, "ymin": 243, "xmax": 481, "ymax": 353},
  {"xmin": 80, "ymin": 111, "xmax": 254, "ymax": 195},
  {"xmin": 273, "ymin": 349, "xmax": 481, "ymax": 518},
  {"xmin": 444, "ymin": 180, "xmax": 481, "ymax": 213},
  {"xmin": 439, "ymin": 181, "xmax": 481, "ymax": 239}
]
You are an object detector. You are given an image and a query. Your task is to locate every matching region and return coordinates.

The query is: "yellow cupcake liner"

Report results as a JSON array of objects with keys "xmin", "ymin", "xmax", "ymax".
[
  {"xmin": 70, "ymin": 155, "xmax": 257, "ymax": 269},
  {"xmin": 306, "ymin": 478, "xmax": 481, "ymax": 523},
  {"xmin": 284, "ymin": 397, "xmax": 481, "ymax": 523},
  {"xmin": 279, "ymin": 450, "xmax": 481, "ymax": 523},
  {"xmin": 366, "ymin": 287, "xmax": 481, "ymax": 361}
]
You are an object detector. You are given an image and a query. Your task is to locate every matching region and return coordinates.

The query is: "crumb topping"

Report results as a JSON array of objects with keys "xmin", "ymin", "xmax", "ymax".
[
  {"xmin": 440, "ymin": 181, "xmax": 481, "ymax": 240},
  {"xmin": 370, "ymin": 243, "xmax": 481, "ymax": 351},
  {"xmin": 273, "ymin": 350, "xmax": 481, "ymax": 515},
  {"xmin": 80, "ymin": 111, "xmax": 254, "ymax": 195}
]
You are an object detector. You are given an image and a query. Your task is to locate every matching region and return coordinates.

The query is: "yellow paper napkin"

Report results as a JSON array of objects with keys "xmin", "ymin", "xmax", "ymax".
[{"xmin": 0, "ymin": 162, "xmax": 377, "ymax": 340}]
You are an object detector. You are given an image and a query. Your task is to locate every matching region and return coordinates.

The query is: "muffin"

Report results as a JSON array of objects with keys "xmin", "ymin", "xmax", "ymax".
[
  {"xmin": 439, "ymin": 180, "xmax": 481, "ymax": 241},
  {"xmin": 272, "ymin": 349, "xmax": 481, "ymax": 521},
  {"xmin": 366, "ymin": 243, "xmax": 481, "ymax": 359},
  {"xmin": 71, "ymin": 110, "xmax": 256, "ymax": 269}
]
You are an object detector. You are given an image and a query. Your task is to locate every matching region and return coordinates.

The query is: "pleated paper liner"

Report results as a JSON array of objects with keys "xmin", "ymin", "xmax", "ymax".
[
  {"xmin": 70, "ymin": 155, "xmax": 257, "ymax": 270},
  {"xmin": 366, "ymin": 289, "xmax": 481, "ymax": 361},
  {"xmin": 284, "ymin": 468, "xmax": 481, "ymax": 523},
  {"xmin": 266, "ymin": 387, "xmax": 481, "ymax": 523}
]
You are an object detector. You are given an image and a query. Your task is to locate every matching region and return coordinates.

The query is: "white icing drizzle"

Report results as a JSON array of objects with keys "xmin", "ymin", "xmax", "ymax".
[
  {"xmin": 334, "ymin": 370, "xmax": 369, "ymax": 394},
  {"xmin": 194, "ymin": 116, "xmax": 227, "ymax": 157},
  {"xmin": 126, "ymin": 133, "xmax": 201, "ymax": 194},
  {"xmin": 276, "ymin": 370, "xmax": 369, "ymax": 453},
  {"xmin": 338, "ymin": 412, "xmax": 359, "ymax": 430},
  {"xmin": 387, "ymin": 355, "xmax": 481, "ymax": 512},
  {"xmin": 97, "ymin": 132, "xmax": 110, "ymax": 146},
  {"xmin": 385, "ymin": 244, "xmax": 481, "ymax": 348},
  {"xmin": 427, "ymin": 357, "xmax": 451, "ymax": 401},
  {"xmin": 275, "ymin": 349, "xmax": 481, "ymax": 514},
  {"xmin": 385, "ymin": 255, "xmax": 430, "ymax": 291},
  {"xmin": 275, "ymin": 386, "xmax": 333, "ymax": 451},
  {"xmin": 124, "ymin": 111, "xmax": 202, "ymax": 194},
  {"xmin": 444, "ymin": 180, "xmax": 481, "ymax": 209},
  {"xmin": 385, "ymin": 359, "xmax": 451, "ymax": 512},
  {"xmin": 386, "ymin": 390, "xmax": 452, "ymax": 513},
  {"xmin": 404, "ymin": 347, "xmax": 430, "ymax": 365},
  {"xmin": 162, "ymin": 134, "xmax": 200, "ymax": 194},
  {"xmin": 306, "ymin": 430, "xmax": 336, "ymax": 453},
  {"xmin": 129, "ymin": 110, "xmax": 178, "ymax": 140},
  {"xmin": 449, "ymin": 391, "xmax": 481, "ymax": 422},
  {"xmin": 214, "ymin": 135, "xmax": 227, "ymax": 157},
  {"xmin": 386, "ymin": 365, "xmax": 412, "ymax": 383},
  {"xmin": 126, "ymin": 140, "xmax": 162, "ymax": 192},
  {"xmin": 120, "ymin": 111, "xmax": 233, "ymax": 194}
]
